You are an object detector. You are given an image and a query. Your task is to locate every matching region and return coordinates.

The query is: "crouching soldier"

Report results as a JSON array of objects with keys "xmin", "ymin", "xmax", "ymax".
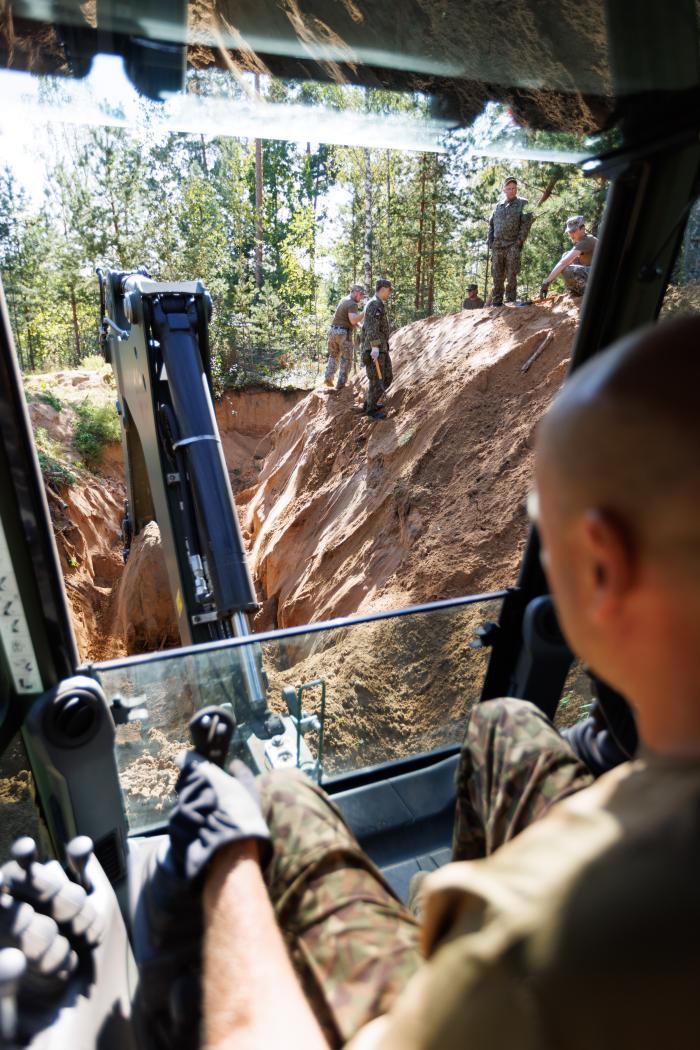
[
  {"xmin": 361, "ymin": 279, "xmax": 393, "ymax": 420},
  {"xmin": 325, "ymin": 284, "xmax": 365, "ymax": 390},
  {"xmin": 540, "ymin": 215, "xmax": 598, "ymax": 299}
]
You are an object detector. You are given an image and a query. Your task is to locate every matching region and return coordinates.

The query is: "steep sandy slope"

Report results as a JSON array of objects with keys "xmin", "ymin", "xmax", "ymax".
[
  {"xmin": 26, "ymin": 378, "xmax": 306, "ymax": 659},
  {"xmin": 243, "ymin": 297, "xmax": 579, "ymax": 630}
]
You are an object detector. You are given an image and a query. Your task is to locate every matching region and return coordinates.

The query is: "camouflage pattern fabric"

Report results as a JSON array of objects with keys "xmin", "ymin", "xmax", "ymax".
[
  {"xmin": 259, "ymin": 770, "xmax": 421, "ymax": 1048},
  {"xmin": 254, "ymin": 699, "xmax": 592, "ymax": 1045},
  {"xmin": 452, "ymin": 697, "xmax": 594, "ymax": 861},
  {"xmin": 562, "ymin": 263, "xmax": 591, "ymax": 297},
  {"xmin": 325, "ymin": 331, "xmax": 353, "ymax": 388},
  {"xmin": 362, "ymin": 350, "xmax": 393, "ymax": 413},
  {"xmin": 361, "ymin": 296, "xmax": 391, "ymax": 353},
  {"xmin": 462, "ymin": 296, "xmax": 484, "ymax": 310},
  {"xmin": 487, "ymin": 197, "xmax": 533, "ymax": 249},
  {"xmin": 491, "ymin": 243, "xmax": 522, "ymax": 304}
]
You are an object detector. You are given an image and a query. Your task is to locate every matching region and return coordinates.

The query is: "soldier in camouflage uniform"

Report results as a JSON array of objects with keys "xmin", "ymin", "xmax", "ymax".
[
  {"xmin": 487, "ymin": 176, "xmax": 533, "ymax": 306},
  {"xmin": 185, "ymin": 696, "xmax": 594, "ymax": 1047},
  {"xmin": 361, "ymin": 278, "xmax": 394, "ymax": 419}
]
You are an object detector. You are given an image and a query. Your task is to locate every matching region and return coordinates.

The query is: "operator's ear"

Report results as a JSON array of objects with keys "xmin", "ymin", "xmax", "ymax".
[{"xmin": 578, "ymin": 509, "xmax": 636, "ymax": 622}]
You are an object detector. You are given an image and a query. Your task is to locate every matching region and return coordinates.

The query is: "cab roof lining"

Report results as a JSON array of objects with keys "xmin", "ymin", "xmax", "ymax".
[{"xmin": 1, "ymin": 1, "xmax": 699, "ymax": 135}]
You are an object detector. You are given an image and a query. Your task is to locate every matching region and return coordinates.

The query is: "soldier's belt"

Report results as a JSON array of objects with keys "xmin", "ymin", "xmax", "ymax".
[{"xmin": 329, "ymin": 324, "xmax": 350, "ymax": 334}]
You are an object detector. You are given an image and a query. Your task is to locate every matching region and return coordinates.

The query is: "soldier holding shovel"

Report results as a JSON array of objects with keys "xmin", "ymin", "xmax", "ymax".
[{"xmin": 361, "ymin": 279, "xmax": 393, "ymax": 420}]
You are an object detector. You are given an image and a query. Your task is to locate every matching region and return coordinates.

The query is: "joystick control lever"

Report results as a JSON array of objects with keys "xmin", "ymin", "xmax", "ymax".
[
  {"xmin": 66, "ymin": 837, "xmax": 94, "ymax": 894},
  {"xmin": 188, "ymin": 706, "xmax": 236, "ymax": 766}
]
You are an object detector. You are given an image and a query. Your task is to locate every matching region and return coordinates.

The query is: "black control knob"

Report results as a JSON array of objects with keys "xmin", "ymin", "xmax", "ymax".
[
  {"xmin": 66, "ymin": 837, "xmax": 93, "ymax": 894},
  {"xmin": 189, "ymin": 706, "xmax": 236, "ymax": 767},
  {"xmin": 0, "ymin": 947, "xmax": 25, "ymax": 1043}
]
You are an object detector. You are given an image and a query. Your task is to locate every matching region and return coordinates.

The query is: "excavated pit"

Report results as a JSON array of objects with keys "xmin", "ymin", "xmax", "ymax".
[{"xmin": 32, "ymin": 300, "xmax": 589, "ymax": 811}]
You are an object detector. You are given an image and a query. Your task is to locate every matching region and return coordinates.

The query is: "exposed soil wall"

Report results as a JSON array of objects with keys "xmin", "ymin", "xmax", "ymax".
[{"xmin": 243, "ymin": 298, "xmax": 579, "ymax": 629}]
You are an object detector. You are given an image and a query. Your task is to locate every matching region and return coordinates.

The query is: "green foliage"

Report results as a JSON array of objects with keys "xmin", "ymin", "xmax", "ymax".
[
  {"xmin": 72, "ymin": 399, "xmax": 120, "ymax": 464},
  {"xmin": 1, "ymin": 85, "xmax": 611, "ymax": 382},
  {"xmin": 34, "ymin": 427, "xmax": 76, "ymax": 490},
  {"xmin": 37, "ymin": 390, "xmax": 63, "ymax": 411},
  {"xmin": 79, "ymin": 353, "xmax": 108, "ymax": 372},
  {"xmin": 25, "ymin": 386, "xmax": 63, "ymax": 411}
]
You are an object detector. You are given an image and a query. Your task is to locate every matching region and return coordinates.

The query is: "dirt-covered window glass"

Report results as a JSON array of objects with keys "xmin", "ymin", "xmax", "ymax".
[
  {"xmin": 660, "ymin": 196, "xmax": 700, "ymax": 318},
  {"xmin": 0, "ymin": 732, "xmax": 52, "ymax": 859}
]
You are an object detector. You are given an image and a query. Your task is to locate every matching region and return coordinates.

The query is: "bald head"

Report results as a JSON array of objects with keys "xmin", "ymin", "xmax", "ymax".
[{"xmin": 537, "ymin": 315, "xmax": 700, "ymax": 576}]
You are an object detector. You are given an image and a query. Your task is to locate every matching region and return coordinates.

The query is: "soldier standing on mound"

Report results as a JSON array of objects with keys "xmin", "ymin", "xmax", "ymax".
[
  {"xmin": 487, "ymin": 176, "xmax": 533, "ymax": 306},
  {"xmin": 361, "ymin": 279, "xmax": 393, "ymax": 420},
  {"xmin": 324, "ymin": 284, "xmax": 365, "ymax": 390}
]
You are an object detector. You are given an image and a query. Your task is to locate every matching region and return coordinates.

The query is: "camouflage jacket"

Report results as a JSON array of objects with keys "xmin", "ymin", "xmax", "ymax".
[
  {"xmin": 488, "ymin": 196, "xmax": 533, "ymax": 249},
  {"xmin": 361, "ymin": 296, "xmax": 391, "ymax": 351}
]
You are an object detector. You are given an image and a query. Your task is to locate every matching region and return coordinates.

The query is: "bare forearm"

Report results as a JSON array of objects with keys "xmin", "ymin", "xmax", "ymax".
[
  {"xmin": 202, "ymin": 843, "xmax": 330, "ymax": 1050},
  {"xmin": 545, "ymin": 248, "xmax": 578, "ymax": 283}
]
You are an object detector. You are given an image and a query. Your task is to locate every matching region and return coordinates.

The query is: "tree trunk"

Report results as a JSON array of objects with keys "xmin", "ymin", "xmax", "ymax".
[
  {"xmin": 427, "ymin": 183, "xmax": 437, "ymax": 316},
  {"xmin": 27, "ymin": 327, "xmax": 36, "ymax": 371},
  {"xmin": 414, "ymin": 153, "xmax": 428, "ymax": 311},
  {"xmin": 536, "ymin": 168, "xmax": 563, "ymax": 207},
  {"xmin": 363, "ymin": 148, "xmax": 372, "ymax": 294},
  {"xmin": 385, "ymin": 149, "xmax": 391, "ymax": 267},
  {"xmin": 200, "ymin": 135, "xmax": 209, "ymax": 175},
  {"xmin": 69, "ymin": 288, "xmax": 81, "ymax": 366},
  {"xmin": 254, "ymin": 75, "xmax": 264, "ymax": 290}
]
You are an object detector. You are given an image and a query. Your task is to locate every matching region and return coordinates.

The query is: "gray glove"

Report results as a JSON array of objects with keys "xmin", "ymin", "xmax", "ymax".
[{"xmin": 169, "ymin": 755, "xmax": 271, "ymax": 881}]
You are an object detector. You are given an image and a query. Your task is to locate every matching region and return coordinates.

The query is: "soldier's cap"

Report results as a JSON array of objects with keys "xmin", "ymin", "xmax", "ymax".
[
  {"xmin": 467, "ymin": 283, "xmax": 478, "ymax": 291},
  {"xmin": 565, "ymin": 215, "xmax": 586, "ymax": 232},
  {"xmin": 350, "ymin": 283, "xmax": 364, "ymax": 293},
  {"xmin": 503, "ymin": 176, "xmax": 517, "ymax": 186}
]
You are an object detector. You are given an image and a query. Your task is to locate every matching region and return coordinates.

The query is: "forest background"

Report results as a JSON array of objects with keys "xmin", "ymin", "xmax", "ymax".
[{"xmin": 0, "ymin": 73, "xmax": 608, "ymax": 388}]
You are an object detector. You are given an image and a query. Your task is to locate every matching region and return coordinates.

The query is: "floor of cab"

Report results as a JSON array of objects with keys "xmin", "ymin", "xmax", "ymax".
[{"xmin": 331, "ymin": 754, "xmax": 458, "ymax": 903}]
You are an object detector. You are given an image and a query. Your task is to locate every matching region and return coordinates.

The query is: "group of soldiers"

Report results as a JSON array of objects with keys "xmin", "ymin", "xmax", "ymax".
[
  {"xmin": 465, "ymin": 174, "xmax": 599, "ymax": 308},
  {"xmin": 323, "ymin": 278, "xmax": 393, "ymax": 420},
  {"xmin": 323, "ymin": 175, "xmax": 598, "ymax": 421}
]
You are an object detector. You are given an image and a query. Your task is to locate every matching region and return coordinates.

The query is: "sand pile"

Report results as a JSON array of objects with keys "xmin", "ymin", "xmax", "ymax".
[{"xmin": 243, "ymin": 296, "xmax": 579, "ymax": 630}]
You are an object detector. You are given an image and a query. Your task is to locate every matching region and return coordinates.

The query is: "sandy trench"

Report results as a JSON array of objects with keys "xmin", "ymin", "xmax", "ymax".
[{"xmin": 6, "ymin": 298, "xmax": 596, "ymax": 830}]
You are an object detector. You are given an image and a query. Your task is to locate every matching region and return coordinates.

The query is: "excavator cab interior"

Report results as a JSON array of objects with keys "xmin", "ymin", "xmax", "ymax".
[{"xmin": 0, "ymin": 1, "xmax": 698, "ymax": 1046}]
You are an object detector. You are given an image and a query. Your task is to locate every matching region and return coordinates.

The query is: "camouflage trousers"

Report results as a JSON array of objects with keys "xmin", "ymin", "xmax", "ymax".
[
  {"xmin": 562, "ymin": 263, "xmax": 591, "ymax": 297},
  {"xmin": 325, "ymin": 331, "xmax": 353, "ymax": 388},
  {"xmin": 362, "ymin": 349, "xmax": 393, "ymax": 412},
  {"xmin": 259, "ymin": 769, "xmax": 420, "ymax": 1047},
  {"xmin": 491, "ymin": 243, "xmax": 522, "ymax": 304},
  {"xmin": 453, "ymin": 697, "xmax": 593, "ymax": 860},
  {"xmin": 257, "ymin": 698, "xmax": 592, "ymax": 1045}
]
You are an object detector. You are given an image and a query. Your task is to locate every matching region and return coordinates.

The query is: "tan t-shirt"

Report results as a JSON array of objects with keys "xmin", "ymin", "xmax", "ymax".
[
  {"xmin": 347, "ymin": 756, "xmax": 700, "ymax": 1050},
  {"xmin": 572, "ymin": 233, "xmax": 597, "ymax": 266},
  {"xmin": 332, "ymin": 296, "xmax": 361, "ymax": 328}
]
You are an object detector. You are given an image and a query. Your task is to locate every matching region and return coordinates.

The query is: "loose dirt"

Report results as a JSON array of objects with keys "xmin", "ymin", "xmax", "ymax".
[
  {"xmin": 244, "ymin": 297, "xmax": 579, "ymax": 627},
  {"xmin": 25, "ymin": 299, "xmax": 589, "ymax": 822}
]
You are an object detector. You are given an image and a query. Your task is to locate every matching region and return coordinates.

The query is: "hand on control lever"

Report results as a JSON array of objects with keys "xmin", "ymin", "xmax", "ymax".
[{"xmin": 169, "ymin": 754, "xmax": 271, "ymax": 881}]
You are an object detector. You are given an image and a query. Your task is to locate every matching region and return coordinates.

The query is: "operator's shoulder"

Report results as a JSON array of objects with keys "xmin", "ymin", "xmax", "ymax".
[{"xmin": 517, "ymin": 196, "xmax": 529, "ymax": 206}]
